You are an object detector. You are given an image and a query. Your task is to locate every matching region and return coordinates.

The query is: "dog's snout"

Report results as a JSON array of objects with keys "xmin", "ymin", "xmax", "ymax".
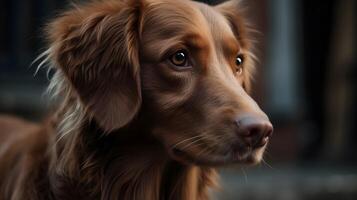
[{"xmin": 235, "ymin": 115, "xmax": 273, "ymax": 147}]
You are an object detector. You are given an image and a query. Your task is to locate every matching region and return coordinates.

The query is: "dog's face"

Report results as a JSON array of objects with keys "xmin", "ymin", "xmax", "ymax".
[
  {"xmin": 139, "ymin": 0, "xmax": 272, "ymax": 165},
  {"xmin": 48, "ymin": 0, "xmax": 272, "ymax": 166}
]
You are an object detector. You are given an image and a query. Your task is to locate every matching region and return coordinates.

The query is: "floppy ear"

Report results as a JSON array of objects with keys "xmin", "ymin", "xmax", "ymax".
[
  {"xmin": 216, "ymin": 0, "xmax": 256, "ymax": 93},
  {"xmin": 47, "ymin": 0, "xmax": 143, "ymax": 131}
]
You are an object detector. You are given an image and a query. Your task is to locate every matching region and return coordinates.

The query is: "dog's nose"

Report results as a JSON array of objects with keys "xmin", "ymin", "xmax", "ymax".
[{"xmin": 235, "ymin": 115, "xmax": 273, "ymax": 148}]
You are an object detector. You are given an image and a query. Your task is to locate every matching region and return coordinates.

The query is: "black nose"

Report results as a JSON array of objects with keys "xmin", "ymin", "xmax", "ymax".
[{"xmin": 235, "ymin": 115, "xmax": 273, "ymax": 148}]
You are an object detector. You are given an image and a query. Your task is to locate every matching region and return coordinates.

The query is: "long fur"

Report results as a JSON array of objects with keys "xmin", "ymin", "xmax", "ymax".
[{"xmin": 0, "ymin": 0, "xmax": 271, "ymax": 200}]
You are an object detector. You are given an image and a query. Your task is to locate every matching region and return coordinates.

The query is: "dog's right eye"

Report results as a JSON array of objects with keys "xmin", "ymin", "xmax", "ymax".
[
  {"xmin": 234, "ymin": 54, "xmax": 244, "ymax": 75},
  {"xmin": 170, "ymin": 50, "xmax": 189, "ymax": 67}
]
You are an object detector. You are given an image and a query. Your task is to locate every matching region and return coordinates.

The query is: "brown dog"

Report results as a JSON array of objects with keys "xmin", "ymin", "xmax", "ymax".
[{"xmin": 0, "ymin": 0, "xmax": 273, "ymax": 199}]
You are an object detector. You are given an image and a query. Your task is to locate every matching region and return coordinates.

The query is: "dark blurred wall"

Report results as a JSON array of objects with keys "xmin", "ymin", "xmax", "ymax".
[
  {"xmin": 322, "ymin": 0, "xmax": 357, "ymax": 163},
  {"xmin": 300, "ymin": 0, "xmax": 357, "ymax": 163},
  {"xmin": 301, "ymin": 0, "xmax": 337, "ymax": 160},
  {"xmin": 0, "ymin": 0, "xmax": 67, "ymax": 119}
]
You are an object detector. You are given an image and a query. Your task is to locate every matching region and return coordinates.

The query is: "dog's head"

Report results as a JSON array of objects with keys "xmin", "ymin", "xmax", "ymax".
[{"xmin": 47, "ymin": 0, "xmax": 272, "ymax": 166}]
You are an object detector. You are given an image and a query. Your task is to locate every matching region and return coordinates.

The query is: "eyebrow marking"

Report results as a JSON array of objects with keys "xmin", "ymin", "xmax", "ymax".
[
  {"xmin": 155, "ymin": 33, "xmax": 210, "ymax": 58},
  {"xmin": 222, "ymin": 37, "xmax": 240, "ymax": 58},
  {"xmin": 183, "ymin": 33, "xmax": 210, "ymax": 51}
]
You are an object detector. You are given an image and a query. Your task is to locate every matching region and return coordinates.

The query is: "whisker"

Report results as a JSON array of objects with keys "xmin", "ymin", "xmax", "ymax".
[
  {"xmin": 241, "ymin": 167, "xmax": 248, "ymax": 183},
  {"xmin": 195, "ymin": 134, "xmax": 227, "ymax": 157},
  {"xmin": 178, "ymin": 134, "xmax": 213, "ymax": 151},
  {"xmin": 171, "ymin": 135, "xmax": 202, "ymax": 149},
  {"xmin": 195, "ymin": 146, "xmax": 211, "ymax": 159},
  {"xmin": 175, "ymin": 133, "xmax": 220, "ymax": 152},
  {"xmin": 195, "ymin": 135, "xmax": 226, "ymax": 158},
  {"xmin": 262, "ymin": 158, "xmax": 274, "ymax": 170}
]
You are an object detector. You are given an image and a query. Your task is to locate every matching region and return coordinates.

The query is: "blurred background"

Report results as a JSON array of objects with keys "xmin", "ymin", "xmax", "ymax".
[{"xmin": 0, "ymin": 0, "xmax": 356, "ymax": 199}]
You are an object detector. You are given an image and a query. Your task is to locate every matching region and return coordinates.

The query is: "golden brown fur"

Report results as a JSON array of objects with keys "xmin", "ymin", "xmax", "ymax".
[{"xmin": 0, "ymin": 0, "xmax": 272, "ymax": 199}]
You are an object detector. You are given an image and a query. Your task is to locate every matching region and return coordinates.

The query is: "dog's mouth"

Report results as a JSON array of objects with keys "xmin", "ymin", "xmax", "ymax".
[{"xmin": 169, "ymin": 142, "xmax": 268, "ymax": 166}]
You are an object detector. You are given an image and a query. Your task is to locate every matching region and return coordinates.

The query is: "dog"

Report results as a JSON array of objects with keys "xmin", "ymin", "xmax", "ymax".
[{"xmin": 0, "ymin": 0, "xmax": 273, "ymax": 199}]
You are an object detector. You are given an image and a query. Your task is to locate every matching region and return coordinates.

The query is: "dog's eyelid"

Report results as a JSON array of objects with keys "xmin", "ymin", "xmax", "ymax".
[{"xmin": 160, "ymin": 44, "xmax": 188, "ymax": 60}]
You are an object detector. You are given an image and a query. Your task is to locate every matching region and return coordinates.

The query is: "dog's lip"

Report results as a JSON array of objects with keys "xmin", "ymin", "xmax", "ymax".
[
  {"xmin": 254, "ymin": 137, "xmax": 269, "ymax": 148},
  {"xmin": 169, "ymin": 145, "xmax": 264, "ymax": 166},
  {"xmin": 232, "ymin": 137, "xmax": 269, "ymax": 152},
  {"xmin": 169, "ymin": 147, "xmax": 213, "ymax": 165}
]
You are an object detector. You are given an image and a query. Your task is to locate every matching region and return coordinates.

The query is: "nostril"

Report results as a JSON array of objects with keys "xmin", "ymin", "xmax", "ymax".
[
  {"xmin": 235, "ymin": 115, "xmax": 273, "ymax": 147},
  {"xmin": 249, "ymin": 127, "xmax": 262, "ymax": 137}
]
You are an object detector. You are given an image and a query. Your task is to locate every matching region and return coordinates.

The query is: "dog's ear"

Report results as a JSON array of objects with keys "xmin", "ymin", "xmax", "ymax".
[
  {"xmin": 216, "ymin": 0, "xmax": 256, "ymax": 93},
  {"xmin": 47, "ymin": 1, "xmax": 144, "ymax": 131}
]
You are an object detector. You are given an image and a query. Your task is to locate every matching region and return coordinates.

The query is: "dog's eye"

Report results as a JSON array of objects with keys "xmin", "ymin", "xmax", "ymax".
[
  {"xmin": 170, "ymin": 50, "xmax": 188, "ymax": 67},
  {"xmin": 235, "ymin": 54, "xmax": 244, "ymax": 75}
]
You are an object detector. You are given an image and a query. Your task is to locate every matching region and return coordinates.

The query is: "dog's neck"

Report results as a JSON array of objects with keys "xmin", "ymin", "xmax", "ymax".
[{"xmin": 49, "ymin": 118, "xmax": 217, "ymax": 200}]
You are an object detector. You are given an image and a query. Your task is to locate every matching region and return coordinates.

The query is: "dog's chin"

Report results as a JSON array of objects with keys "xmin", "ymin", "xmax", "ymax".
[{"xmin": 169, "ymin": 144, "xmax": 267, "ymax": 166}]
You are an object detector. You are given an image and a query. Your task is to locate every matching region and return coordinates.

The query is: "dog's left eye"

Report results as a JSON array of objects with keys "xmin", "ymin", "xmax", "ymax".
[
  {"xmin": 170, "ymin": 50, "xmax": 189, "ymax": 67},
  {"xmin": 235, "ymin": 54, "xmax": 244, "ymax": 75}
]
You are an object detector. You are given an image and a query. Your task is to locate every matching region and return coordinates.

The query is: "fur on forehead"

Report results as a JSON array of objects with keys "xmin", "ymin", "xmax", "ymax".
[{"xmin": 140, "ymin": 0, "xmax": 256, "ymax": 92}]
